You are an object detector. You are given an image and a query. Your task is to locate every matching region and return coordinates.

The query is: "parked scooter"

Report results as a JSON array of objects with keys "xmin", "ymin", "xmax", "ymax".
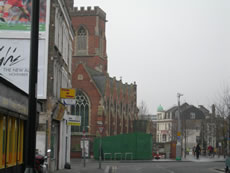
[{"xmin": 35, "ymin": 149, "xmax": 51, "ymax": 173}]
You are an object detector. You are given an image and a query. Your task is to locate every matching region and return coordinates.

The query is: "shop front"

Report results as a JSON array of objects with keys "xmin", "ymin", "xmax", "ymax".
[{"xmin": 0, "ymin": 77, "xmax": 42, "ymax": 173}]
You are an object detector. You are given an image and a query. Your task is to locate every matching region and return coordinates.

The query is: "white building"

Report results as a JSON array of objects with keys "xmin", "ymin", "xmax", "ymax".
[
  {"xmin": 36, "ymin": 0, "xmax": 74, "ymax": 172},
  {"xmin": 156, "ymin": 105, "xmax": 174, "ymax": 143}
]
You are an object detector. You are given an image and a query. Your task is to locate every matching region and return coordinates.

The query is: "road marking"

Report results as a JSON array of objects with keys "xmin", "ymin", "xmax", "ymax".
[
  {"xmin": 111, "ymin": 165, "xmax": 117, "ymax": 173},
  {"xmin": 209, "ymin": 167, "xmax": 225, "ymax": 172},
  {"xmin": 136, "ymin": 167, "xmax": 143, "ymax": 171},
  {"xmin": 155, "ymin": 164, "xmax": 174, "ymax": 173}
]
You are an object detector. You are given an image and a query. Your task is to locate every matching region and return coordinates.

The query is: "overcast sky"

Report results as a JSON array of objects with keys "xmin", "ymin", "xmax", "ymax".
[{"xmin": 74, "ymin": 0, "xmax": 230, "ymax": 114}]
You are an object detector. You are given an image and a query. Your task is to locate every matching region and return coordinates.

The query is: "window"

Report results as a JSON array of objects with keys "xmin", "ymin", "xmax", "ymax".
[
  {"xmin": 0, "ymin": 115, "xmax": 24, "ymax": 169},
  {"xmin": 71, "ymin": 91, "xmax": 89, "ymax": 133},
  {"xmin": 17, "ymin": 120, "xmax": 24, "ymax": 164},
  {"xmin": 68, "ymin": 41, "xmax": 72, "ymax": 73},
  {"xmin": 190, "ymin": 112, "xmax": 195, "ymax": 119},
  {"xmin": 77, "ymin": 26, "xmax": 87, "ymax": 51},
  {"xmin": 6, "ymin": 117, "xmax": 18, "ymax": 166},
  {"xmin": 58, "ymin": 21, "xmax": 63, "ymax": 52},
  {"xmin": 54, "ymin": 9, "xmax": 59, "ymax": 47},
  {"xmin": 163, "ymin": 134, "xmax": 167, "ymax": 142},
  {"xmin": 62, "ymin": 25, "xmax": 68, "ymax": 64},
  {"xmin": 99, "ymin": 31, "xmax": 103, "ymax": 57}
]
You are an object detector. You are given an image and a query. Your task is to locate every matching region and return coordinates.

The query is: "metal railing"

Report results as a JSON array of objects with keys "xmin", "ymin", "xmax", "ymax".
[
  {"xmin": 114, "ymin": 152, "xmax": 122, "ymax": 160},
  {"xmin": 104, "ymin": 153, "xmax": 112, "ymax": 160},
  {"xmin": 124, "ymin": 152, "xmax": 133, "ymax": 160}
]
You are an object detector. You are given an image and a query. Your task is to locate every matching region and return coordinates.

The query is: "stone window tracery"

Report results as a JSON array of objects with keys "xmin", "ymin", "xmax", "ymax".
[
  {"xmin": 71, "ymin": 91, "xmax": 89, "ymax": 133},
  {"xmin": 76, "ymin": 26, "xmax": 88, "ymax": 55}
]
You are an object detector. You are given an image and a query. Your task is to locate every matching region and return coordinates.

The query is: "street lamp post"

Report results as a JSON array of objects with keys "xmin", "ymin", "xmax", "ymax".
[
  {"xmin": 24, "ymin": 0, "xmax": 40, "ymax": 172},
  {"xmin": 176, "ymin": 93, "xmax": 183, "ymax": 161}
]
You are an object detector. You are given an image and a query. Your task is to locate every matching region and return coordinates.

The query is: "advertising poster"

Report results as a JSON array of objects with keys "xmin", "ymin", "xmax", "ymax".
[
  {"xmin": 0, "ymin": 38, "xmax": 47, "ymax": 99},
  {"xmin": 0, "ymin": 0, "xmax": 46, "ymax": 31}
]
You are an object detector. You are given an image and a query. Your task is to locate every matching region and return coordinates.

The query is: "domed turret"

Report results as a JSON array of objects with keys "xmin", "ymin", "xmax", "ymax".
[{"xmin": 157, "ymin": 105, "xmax": 164, "ymax": 112}]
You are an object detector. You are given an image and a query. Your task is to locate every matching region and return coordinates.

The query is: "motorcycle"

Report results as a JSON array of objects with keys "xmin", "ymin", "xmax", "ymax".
[{"xmin": 35, "ymin": 149, "xmax": 51, "ymax": 173}]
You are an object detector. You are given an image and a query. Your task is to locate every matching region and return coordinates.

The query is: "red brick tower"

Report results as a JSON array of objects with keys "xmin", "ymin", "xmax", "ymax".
[
  {"xmin": 70, "ymin": 6, "xmax": 108, "ymax": 74},
  {"xmin": 66, "ymin": 2, "xmax": 138, "ymax": 158}
]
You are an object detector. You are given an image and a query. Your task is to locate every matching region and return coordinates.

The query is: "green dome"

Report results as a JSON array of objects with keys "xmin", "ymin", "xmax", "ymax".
[{"xmin": 157, "ymin": 105, "xmax": 164, "ymax": 112}]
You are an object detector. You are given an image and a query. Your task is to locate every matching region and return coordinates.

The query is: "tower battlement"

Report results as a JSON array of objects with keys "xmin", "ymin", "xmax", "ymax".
[{"xmin": 70, "ymin": 6, "xmax": 106, "ymax": 21}]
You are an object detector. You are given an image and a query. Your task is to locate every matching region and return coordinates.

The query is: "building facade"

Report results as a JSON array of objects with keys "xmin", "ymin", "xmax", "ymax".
[
  {"xmin": 68, "ymin": 5, "xmax": 138, "ymax": 158},
  {"xmin": 155, "ymin": 103, "xmax": 208, "ymax": 158},
  {"xmin": 156, "ymin": 105, "xmax": 175, "ymax": 143},
  {"xmin": 36, "ymin": 0, "xmax": 74, "ymax": 171},
  {"xmin": 0, "ymin": 77, "xmax": 42, "ymax": 173}
]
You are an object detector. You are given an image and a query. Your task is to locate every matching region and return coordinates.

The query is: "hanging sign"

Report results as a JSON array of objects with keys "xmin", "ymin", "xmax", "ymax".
[
  {"xmin": 63, "ymin": 99, "xmax": 76, "ymax": 105},
  {"xmin": 60, "ymin": 88, "xmax": 75, "ymax": 99},
  {"xmin": 68, "ymin": 115, "xmax": 81, "ymax": 126}
]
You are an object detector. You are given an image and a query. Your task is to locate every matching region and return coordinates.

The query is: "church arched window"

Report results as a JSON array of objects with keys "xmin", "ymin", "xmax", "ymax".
[
  {"xmin": 71, "ymin": 90, "xmax": 89, "ymax": 133},
  {"xmin": 76, "ymin": 26, "xmax": 88, "ymax": 54}
]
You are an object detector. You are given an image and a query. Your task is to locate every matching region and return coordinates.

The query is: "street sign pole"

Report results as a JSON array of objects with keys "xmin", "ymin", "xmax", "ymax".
[
  {"xmin": 83, "ymin": 129, "xmax": 86, "ymax": 168},
  {"xmin": 176, "ymin": 93, "xmax": 183, "ymax": 161},
  {"xmin": 99, "ymin": 135, "xmax": 102, "ymax": 169}
]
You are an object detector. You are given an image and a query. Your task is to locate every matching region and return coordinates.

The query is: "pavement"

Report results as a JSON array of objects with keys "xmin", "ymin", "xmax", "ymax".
[
  {"xmin": 54, "ymin": 159, "xmax": 114, "ymax": 173},
  {"xmin": 54, "ymin": 155, "xmax": 226, "ymax": 173},
  {"xmin": 182, "ymin": 155, "xmax": 226, "ymax": 162},
  {"xmin": 151, "ymin": 154, "xmax": 226, "ymax": 162}
]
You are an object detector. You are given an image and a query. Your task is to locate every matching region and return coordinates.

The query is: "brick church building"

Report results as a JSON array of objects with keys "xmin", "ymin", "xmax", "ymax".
[{"xmin": 67, "ymin": 2, "xmax": 138, "ymax": 158}]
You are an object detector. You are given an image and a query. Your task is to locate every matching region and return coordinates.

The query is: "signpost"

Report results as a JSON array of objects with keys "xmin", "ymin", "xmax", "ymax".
[
  {"xmin": 98, "ymin": 126, "xmax": 104, "ymax": 169},
  {"xmin": 98, "ymin": 127, "xmax": 104, "ymax": 134},
  {"xmin": 82, "ymin": 129, "xmax": 86, "ymax": 168}
]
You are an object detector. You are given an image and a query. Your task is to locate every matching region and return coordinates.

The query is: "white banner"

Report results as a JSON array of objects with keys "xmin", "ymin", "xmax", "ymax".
[
  {"xmin": 0, "ymin": 39, "xmax": 47, "ymax": 99},
  {"xmin": 63, "ymin": 99, "xmax": 76, "ymax": 105},
  {"xmin": 68, "ymin": 115, "xmax": 81, "ymax": 126}
]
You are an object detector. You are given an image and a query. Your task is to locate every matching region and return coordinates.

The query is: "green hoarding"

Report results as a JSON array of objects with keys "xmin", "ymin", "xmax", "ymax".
[{"xmin": 94, "ymin": 133, "xmax": 152, "ymax": 160}]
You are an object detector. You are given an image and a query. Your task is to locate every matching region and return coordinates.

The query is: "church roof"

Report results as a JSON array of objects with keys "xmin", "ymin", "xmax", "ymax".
[
  {"xmin": 84, "ymin": 66, "xmax": 136, "ymax": 98},
  {"xmin": 85, "ymin": 66, "xmax": 106, "ymax": 96}
]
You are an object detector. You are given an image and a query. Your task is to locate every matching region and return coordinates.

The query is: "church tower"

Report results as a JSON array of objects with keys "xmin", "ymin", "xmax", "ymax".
[{"xmin": 69, "ymin": 5, "xmax": 108, "ymax": 74}]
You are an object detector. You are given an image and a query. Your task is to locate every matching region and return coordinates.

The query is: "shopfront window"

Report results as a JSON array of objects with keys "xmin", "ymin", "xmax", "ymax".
[
  {"xmin": 17, "ymin": 120, "xmax": 24, "ymax": 164},
  {"xmin": 0, "ymin": 115, "xmax": 24, "ymax": 169},
  {"xmin": 0, "ymin": 116, "xmax": 6, "ymax": 169},
  {"xmin": 6, "ymin": 117, "xmax": 17, "ymax": 166}
]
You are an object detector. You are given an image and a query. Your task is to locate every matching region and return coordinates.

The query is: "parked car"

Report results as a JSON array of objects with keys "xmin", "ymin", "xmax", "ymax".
[{"xmin": 152, "ymin": 152, "xmax": 164, "ymax": 159}]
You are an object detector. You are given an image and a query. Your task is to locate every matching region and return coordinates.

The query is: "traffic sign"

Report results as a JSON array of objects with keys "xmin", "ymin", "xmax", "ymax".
[
  {"xmin": 177, "ymin": 132, "xmax": 181, "ymax": 136},
  {"xmin": 97, "ymin": 121, "xmax": 103, "ymax": 125},
  {"xmin": 98, "ymin": 127, "xmax": 104, "ymax": 134}
]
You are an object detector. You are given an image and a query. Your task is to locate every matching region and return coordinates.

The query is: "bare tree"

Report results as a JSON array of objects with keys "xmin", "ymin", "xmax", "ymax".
[
  {"xmin": 215, "ymin": 86, "xmax": 230, "ymax": 118},
  {"xmin": 215, "ymin": 85, "xmax": 230, "ymax": 156},
  {"xmin": 138, "ymin": 100, "xmax": 149, "ymax": 117}
]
